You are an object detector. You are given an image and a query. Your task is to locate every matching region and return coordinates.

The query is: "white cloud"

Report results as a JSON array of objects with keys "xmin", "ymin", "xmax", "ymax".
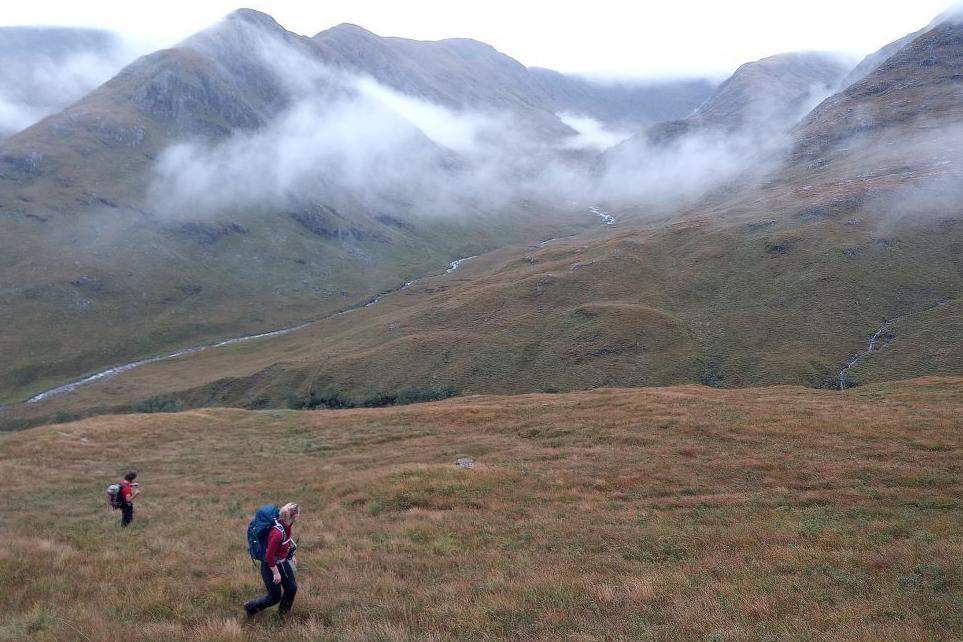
[
  {"xmin": 557, "ymin": 112, "xmax": 633, "ymax": 150},
  {"xmin": 0, "ymin": 36, "xmax": 146, "ymax": 137},
  {"xmin": 354, "ymin": 78, "xmax": 493, "ymax": 153}
]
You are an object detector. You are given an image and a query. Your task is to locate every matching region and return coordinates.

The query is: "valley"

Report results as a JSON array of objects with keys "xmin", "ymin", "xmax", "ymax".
[{"xmin": 3, "ymin": 10, "xmax": 962, "ymax": 417}]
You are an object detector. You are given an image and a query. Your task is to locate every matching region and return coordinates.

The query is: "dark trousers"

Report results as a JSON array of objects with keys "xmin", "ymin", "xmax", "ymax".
[
  {"xmin": 246, "ymin": 560, "xmax": 297, "ymax": 615},
  {"xmin": 120, "ymin": 503, "xmax": 133, "ymax": 527}
]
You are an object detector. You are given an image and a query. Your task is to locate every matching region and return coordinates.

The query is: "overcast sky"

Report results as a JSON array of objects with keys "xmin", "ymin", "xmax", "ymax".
[{"xmin": 2, "ymin": 0, "xmax": 959, "ymax": 78}]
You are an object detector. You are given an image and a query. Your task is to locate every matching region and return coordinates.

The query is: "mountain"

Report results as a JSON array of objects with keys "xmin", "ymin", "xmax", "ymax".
[
  {"xmin": 511, "ymin": 69, "xmax": 714, "ymax": 130},
  {"xmin": 592, "ymin": 51, "xmax": 853, "ymax": 214},
  {"xmin": 312, "ymin": 23, "xmax": 570, "ymax": 139},
  {"xmin": 692, "ymin": 52, "xmax": 849, "ymax": 130},
  {"xmin": 840, "ymin": 29, "xmax": 923, "ymax": 88},
  {"xmin": 311, "ymin": 23, "xmax": 713, "ymax": 138},
  {"xmin": 616, "ymin": 52, "xmax": 851, "ymax": 148},
  {"xmin": 4, "ymin": 9, "xmax": 963, "ymax": 416},
  {"xmin": 0, "ymin": 7, "xmax": 714, "ymax": 404},
  {"xmin": 0, "ymin": 27, "xmax": 131, "ymax": 138},
  {"xmin": 0, "ymin": 11, "xmax": 325, "ymax": 205},
  {"xmin": 14, "ymin": 16, "xmax": 960, "ymax": 416},
  {"xmin": 0, "ymin": 10, "xmax": 714, "ymax": 212},
  {"xmin": 793, "ymin": 20, "xmax": 963, "ymax": 165},
  {"xmin": 0, "ymin": 10, "xmax": 605, "ymax": 403}
]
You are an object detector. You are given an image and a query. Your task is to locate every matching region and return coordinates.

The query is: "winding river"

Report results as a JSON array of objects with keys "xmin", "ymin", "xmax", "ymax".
[
  {"xmin": 22, "ymin": 212, "xmax": 623, "ymax": 405},
  {"xmin": 25, "ymin": 253, "xmax": 481, "ymax": 405}
]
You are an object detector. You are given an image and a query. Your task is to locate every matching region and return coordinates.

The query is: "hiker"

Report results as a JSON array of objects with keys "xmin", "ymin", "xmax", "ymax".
[
  {"xmin": 117, "ymin": 470, "xmax": 140, "ymax": 527},
  {"xmin": 245, "ymin": 502, "xmax": 300, "ymax": 617}
]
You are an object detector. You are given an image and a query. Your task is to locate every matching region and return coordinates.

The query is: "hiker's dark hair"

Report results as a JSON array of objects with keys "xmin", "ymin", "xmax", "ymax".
[{"xmin": 124, "ymin": 470, "xmax": 137, "ymax": 482}]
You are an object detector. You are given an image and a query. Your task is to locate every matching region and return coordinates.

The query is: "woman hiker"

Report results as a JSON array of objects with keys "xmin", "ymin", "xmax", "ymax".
[
  {"xmin": 244, "ymin": 502, "xmax": 300, "ymax": 617},
  {"xmin": 118, "ymin": 470, "xmax": 141, "ymax": 527}
]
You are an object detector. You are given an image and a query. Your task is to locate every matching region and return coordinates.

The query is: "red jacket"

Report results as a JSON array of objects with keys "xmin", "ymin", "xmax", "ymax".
[
  {"xmin": 264, "ymin": 521, "xmax": 294, "ymax": 568},
  {"xmin": 119, "ymin": 481, "xmax": 135, "ymax": 505}
]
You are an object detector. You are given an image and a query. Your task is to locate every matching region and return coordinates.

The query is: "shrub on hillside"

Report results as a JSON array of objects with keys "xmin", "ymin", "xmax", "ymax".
[
  {"xmin": 287, "ymin": 387, "xmax": 354, "ymax": 410},
  {"xmin": 286, "ymin": 385, "xmax": 458, "ymax": 409},
  {"xmin": 700, "ymin": 363, "xmax": 725, "ymax": 388},
  {"xmin": 130, "ymin": 394, "xmax": 186, "ymax": 413},
  {"xmin": 395, "ymin": 386, "xmax": 458, "ymax": 405},
  {"xmin": 50, "ymin": 410, "xmax": 80, "ymax": 424},
  {"xmin": 357, "ymin": 390, "xmax": 398, "ymax": 408}
]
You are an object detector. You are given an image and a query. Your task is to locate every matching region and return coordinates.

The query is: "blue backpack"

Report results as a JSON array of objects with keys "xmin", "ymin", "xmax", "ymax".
[{"xmin": 247, "ymin": 504, "xmax": 282, "ymax": 562}]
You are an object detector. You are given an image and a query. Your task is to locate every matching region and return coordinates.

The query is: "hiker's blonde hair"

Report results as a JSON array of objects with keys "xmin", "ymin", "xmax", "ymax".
[{"xmin": 279, "ymin": 502, "xmax": 300, "ymax": 523}]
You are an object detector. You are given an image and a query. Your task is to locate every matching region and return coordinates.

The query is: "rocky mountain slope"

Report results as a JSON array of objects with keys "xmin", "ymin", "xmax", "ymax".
[
  {"xmin": 840, "ymin": 28, "xmax": 923, "ymax": 88},
  {"xmin": 528, "ymin": 68, "xmax": 714, "ymax": 129},
  {"xmin": 312, "ymin": 21, "xmax": 713, "ymax": 136},
  {"xmin": 612, "ymin": 52, "xmax": 851, "ymax": 149},
  {"xmin": 793, "ymin": 20, "xmax": 963, "ymax": 164}
]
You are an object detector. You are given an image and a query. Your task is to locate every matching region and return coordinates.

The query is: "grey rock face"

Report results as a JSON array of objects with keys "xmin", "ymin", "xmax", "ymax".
[
  {"xmin": 0, "ymin": 152, "xmax": 44, "ymax": 179},
  {"xmin": 124, "ymin": 51, "xmax": 267, "ymax": 135}
]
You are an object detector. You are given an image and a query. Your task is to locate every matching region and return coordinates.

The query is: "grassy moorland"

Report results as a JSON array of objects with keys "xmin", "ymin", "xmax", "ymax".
[{"xmin": 1, "ymin": 377, "xmax": 960, "ymax": 640}]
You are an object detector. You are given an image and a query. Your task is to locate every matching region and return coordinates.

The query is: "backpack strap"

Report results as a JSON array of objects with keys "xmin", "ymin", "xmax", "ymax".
[{"xmin": 273, "ymin": 520, "xmax": 288, "ymax": 543}]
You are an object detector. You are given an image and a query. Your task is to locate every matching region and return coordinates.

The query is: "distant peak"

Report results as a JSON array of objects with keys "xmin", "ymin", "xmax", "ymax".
[
  {"xmin": 742, "ymin": 51, "xmax": 842, "ymax": 68},
  {"xmin": 436, "ymin": 37, "xmax": 496, "ymax": 51},
  {"xmin": 223, "ymin": 8, "xmax": 284, "ymax": 30},
  {"xmin": 314, "ymin": 23, "xmax": 380, "ymax": 39}
]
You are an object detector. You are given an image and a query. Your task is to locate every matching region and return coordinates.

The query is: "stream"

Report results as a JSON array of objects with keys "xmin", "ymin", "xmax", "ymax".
[
  {"xmin": 589, "ymin": 206, "xmax": 616, "ymax": 225},
  {"xmin": 837, "ymin": 318, "xmax": 897, "ymax": 390},
  {"xmin": 836, "ymin": 299, "xmax": 953, "ymax": 390},
  {"xmin": 446, "ymin": 256, "xmax": 476, "ymax": 273}
]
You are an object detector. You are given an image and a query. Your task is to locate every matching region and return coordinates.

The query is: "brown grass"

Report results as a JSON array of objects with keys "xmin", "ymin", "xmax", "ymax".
[{"xmin": 0, "ymin": 378, "xmax": 961, "ymax": 640}]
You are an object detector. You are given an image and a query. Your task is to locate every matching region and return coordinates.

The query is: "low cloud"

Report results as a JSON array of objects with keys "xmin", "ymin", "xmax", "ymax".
[
  {"xmin": 148, "ymin": 26, "xmax": 559, "ymax": 218},
  {"xmin": 146, "ymin": 27, "xmax": 843, "ymax": 223},
  {"xmin": 557, "ymin": 112, "xmax": 633, "ymax": 150},
  {"xmin": 150, "ymin": 91, "xmax": 452, "ymax": 216},
  {"xmin": 0, "ymin": 30, "xmax": 143, "ymax": 137},
  {"xmin": 594, "ymin": 131, "xmax": 778, "ymax": 206}
]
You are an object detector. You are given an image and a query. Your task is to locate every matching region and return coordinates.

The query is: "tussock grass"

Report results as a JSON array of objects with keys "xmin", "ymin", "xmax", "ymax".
[{"xmin": 1, "ymin": 378, "xmax": 961, "ymax": 640}]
